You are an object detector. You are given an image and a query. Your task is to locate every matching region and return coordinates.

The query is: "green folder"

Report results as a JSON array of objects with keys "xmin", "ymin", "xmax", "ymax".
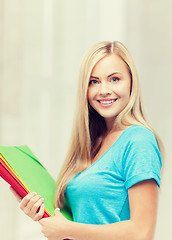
[{"xmin": 0, "ymin": 145, "xmax": 73, "ymax": 221}]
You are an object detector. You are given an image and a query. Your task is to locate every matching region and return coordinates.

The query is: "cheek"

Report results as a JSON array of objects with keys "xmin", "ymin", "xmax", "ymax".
[
  {"xmin": 114, "ymin": 86, "xmax": 130, "ymax": 99},
  {"xmin": 87, "ymin": 87, "xmax": 96, "ymax": 103},
  {"xmin": 118, "ymin": 81, "xmax": 131, "ymax": 98},
  {"xmin": 124, "ymin": 87, "xmax": 131, "ymax": 106}
]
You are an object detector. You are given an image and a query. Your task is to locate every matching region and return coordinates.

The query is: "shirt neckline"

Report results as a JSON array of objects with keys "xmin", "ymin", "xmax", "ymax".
[{"xmin": 77, "ymin": 124, "xmax": 139, "ymax": 176}]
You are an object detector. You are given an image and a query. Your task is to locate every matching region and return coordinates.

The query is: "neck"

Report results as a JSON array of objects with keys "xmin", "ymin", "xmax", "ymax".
[
  {"xmin": 104, "ymin": 117, "xmax": 127, "ymax": 135},
  {"xmin": 105, "ymin": 117, "xmax": 117, "ymax": 133}
]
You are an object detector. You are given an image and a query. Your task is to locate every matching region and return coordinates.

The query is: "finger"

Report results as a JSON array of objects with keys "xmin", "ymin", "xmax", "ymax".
[
  {"xmin": 33, "ymin": 203, "xmax": 45, "ymax": 221},
  {"xmin": 19, "ymin": 192, "xmax": 37, "ymax": 210},
  {"xmin": 54, "ymin": 208, "xmax": 60, "ymax": 215},
  {"xmin": 30, "ymin": 197, "xmax": 44, "ymax": 215},
  {"xmin": 39, "ymin": 217, "xmax": 46, "ymax": 225},
  {"xmin": 9, "ymin": 187, "xmax": 22, "ymax": 202},
  {"xmin": 26, "ymin": 195, "xmax": 42, "ymax": 211}
]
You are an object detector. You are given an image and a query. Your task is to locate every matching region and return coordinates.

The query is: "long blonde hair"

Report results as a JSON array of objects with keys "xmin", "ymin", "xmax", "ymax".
[{"xmin": 55, "ymin": 41, "xmax": 164, "ymax": 208}]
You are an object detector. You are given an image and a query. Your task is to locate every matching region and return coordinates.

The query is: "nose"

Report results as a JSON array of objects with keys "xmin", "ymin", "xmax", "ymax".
[{"xmin": 98, "ymin": 82, "xmax": 112, "ymax": 96}]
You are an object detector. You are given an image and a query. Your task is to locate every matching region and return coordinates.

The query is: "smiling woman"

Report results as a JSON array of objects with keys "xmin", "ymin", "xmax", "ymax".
[
  {"xmin": 87, "ymin": 54, "xmax": 131, "ymax": 127},
  {"xmin": 11, "ymin": 41, "xmax": 163, "ymax": 240}
]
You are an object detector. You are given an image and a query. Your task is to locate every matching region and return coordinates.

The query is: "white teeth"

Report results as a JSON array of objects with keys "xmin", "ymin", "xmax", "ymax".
[{"xmin": 99, "ymin": 99, "xmax": 116, "ymax": 104}]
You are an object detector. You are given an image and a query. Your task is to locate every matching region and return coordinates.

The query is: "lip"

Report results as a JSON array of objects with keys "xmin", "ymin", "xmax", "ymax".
[{"xmin": 97, "ymin": 98, "xmax": 118, "ymax": 107}]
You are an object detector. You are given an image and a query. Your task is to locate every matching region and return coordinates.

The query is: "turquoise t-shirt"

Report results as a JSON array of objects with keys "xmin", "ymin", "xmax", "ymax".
[{"xmin": 65, "ymin": 125, "xmax": 162, "ymax": 224}]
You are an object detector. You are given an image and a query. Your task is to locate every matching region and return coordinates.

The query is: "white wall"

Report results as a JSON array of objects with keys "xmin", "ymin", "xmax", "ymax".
[
  {"xmin": 126, "ymin": 1, "xmax": 172, "ymax": 239},
  {"xmin": 0, "ymin": 0, "xmax": 171, "ymax": 239}
]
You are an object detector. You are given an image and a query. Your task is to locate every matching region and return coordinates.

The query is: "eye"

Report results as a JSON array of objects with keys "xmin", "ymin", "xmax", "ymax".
[
  {"xmin": 89, "ymin": 80, "xmax": 98, "ymax": 85},
  {"xmin": 111, "ymin": 77, "xmax": 120, "ymax": 83}
]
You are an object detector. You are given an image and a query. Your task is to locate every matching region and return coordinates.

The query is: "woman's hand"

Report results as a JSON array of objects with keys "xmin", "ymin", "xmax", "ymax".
[
  {"xmin": 10, "ymin": 187, "xmax": 45, "ymax": 221},
  {"xmin": 39, "ymin": 208, "xmax": 71, "ymax": 240}
]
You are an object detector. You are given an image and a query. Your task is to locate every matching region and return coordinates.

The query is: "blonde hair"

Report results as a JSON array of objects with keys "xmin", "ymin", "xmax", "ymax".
[{"xmin": 54, "ymin": 41, "xmax": 164, "ymax": 208}]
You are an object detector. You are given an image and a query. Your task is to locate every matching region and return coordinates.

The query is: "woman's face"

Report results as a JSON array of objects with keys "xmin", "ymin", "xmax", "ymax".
[{"xmin": 87, "ymin": 54, "xmax": 131, "ymax": 125}]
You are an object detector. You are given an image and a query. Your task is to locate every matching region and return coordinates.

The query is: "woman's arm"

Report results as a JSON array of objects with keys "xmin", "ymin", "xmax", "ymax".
[{"xmin": 40, "ymin": 179, "xmax": 158, "ymax": 240}]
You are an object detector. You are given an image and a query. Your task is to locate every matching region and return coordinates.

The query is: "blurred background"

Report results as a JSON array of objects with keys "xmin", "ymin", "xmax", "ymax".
[{"xmin": 0, "ymin": 0, "xmax": 172, "ymax": 239}]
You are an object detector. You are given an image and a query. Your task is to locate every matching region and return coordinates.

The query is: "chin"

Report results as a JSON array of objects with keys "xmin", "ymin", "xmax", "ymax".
[
  {"xmin": 97, "ymin": 109, "xmax": 118, "ymax": 118},
  {"xmin": 98, "ymin": 113, "xmax": 118, "ymax": 120}
]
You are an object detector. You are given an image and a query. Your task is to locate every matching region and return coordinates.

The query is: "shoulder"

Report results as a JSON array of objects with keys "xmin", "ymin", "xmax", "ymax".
[
  {"xmin": 124, "ymin": 125, "xmax": 157, "ymax": 146},
  {"xmin": 121, "ymin": 125, "xmax": 162, "ymax": 189},
  {"xmin": 121, "ymin": 124, "xmax": 161, "ymax": 162},
  {"xmin": 122, "ymin": 125, "xmax": 162, "ymax": 164}
]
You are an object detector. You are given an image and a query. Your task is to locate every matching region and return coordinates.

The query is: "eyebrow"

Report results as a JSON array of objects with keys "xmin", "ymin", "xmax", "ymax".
[{"xmin": 90, "ymin": 72, "xmax": 120, "ymax": 79}]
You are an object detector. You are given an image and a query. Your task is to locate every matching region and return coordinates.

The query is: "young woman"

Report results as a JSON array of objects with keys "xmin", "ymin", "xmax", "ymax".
[{"xmin": 11, "ymin": 41, "xmax": 163, "ymax": 240}]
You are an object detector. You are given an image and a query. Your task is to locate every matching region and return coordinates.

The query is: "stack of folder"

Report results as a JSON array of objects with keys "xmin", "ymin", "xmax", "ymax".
[{"xmin": 0, "ymin": 145, "xmax": 73, "ymax": 221}]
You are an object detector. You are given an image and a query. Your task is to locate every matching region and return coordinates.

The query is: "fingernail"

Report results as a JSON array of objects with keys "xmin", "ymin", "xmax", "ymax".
[{"xmin": 56, "ymin": 208, "xmax": 60, "ymax": 211}]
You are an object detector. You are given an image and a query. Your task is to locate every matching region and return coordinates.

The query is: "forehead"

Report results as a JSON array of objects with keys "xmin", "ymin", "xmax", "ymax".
[{"xmin": 91, "ymin": 54, "xmax": 129, "ymax": 77}]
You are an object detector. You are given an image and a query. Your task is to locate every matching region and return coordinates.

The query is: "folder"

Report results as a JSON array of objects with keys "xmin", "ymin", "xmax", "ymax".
[{"xmin": 0, "ymin": 145, "xmax": 73, "ymax": 221}]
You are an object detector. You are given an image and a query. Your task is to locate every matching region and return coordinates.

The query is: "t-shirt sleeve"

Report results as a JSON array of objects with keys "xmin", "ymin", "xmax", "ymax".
[{"xmin": 123, "ymin": 130, "xmax": 162, "ymax": 189}]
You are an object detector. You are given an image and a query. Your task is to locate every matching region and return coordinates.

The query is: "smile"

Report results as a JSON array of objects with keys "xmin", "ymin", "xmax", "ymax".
[{"xmin": 97, "ymin": 98, "xmax": 118, "ymax": 107}]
